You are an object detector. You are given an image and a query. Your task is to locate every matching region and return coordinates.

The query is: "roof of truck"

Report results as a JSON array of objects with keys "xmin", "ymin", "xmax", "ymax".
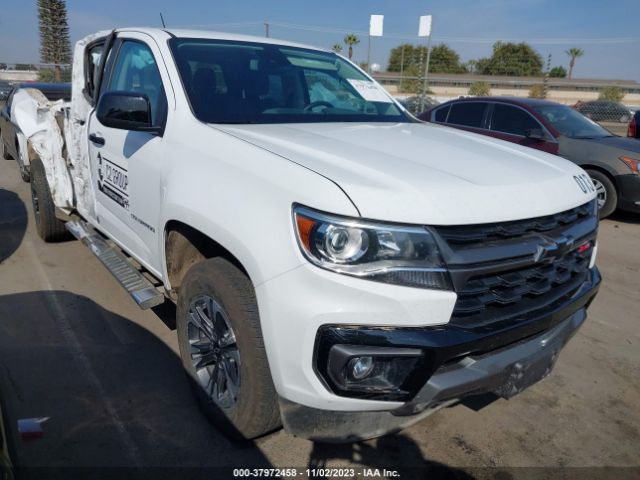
[{"xmin": 115, "ymin": 27, "xmax": 326, "ymax": 52}]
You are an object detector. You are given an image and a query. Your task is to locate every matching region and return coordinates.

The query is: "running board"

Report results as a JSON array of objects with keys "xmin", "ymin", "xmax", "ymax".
[{"xmin": 66, "ymin": 220, "xmax": 164, "ymax": 309}]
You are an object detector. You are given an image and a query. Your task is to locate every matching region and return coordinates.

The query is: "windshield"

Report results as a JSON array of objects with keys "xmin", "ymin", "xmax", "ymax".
[
  {"xmin": 169, "ymin": 38, "xmax": 408, "ymax": 124},
  {"xmin": 533, "ymin": 104, "xmax": 612, "ymax": 139}
]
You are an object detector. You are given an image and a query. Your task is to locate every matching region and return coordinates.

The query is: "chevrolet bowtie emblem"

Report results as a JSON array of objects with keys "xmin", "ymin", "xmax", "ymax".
[{"xmin": 533, "ymin": 235, "xmax": 575, "ymax": 262}]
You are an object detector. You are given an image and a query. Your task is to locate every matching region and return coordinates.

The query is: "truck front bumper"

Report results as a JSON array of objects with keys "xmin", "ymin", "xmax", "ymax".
[{"xmin": 279, "ymin": 267, "xmax": 600, "ymax": 442}]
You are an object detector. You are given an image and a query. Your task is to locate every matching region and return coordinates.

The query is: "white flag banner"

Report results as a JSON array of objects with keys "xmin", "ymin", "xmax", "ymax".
[
  {"xmin": 370, "ymin": 15, "xmax": 384, "ymax": 37},
  {"xmin": 418, "ymin": 15, "xmax": 432, "ymax": 37}
]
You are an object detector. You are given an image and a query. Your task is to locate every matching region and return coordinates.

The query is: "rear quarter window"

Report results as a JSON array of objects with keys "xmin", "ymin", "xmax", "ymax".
[
  {"xmin": 447, "ymin": 102, "xmax": 486, "ymax": 128},
  {"xmin": 434, "ymin": 105, "xmax": 450, "ymax": 122}
]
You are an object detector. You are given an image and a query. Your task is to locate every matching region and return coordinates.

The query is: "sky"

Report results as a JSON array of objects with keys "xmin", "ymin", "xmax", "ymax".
[{"xmin": 1, "ymin": 0, "xmax": 639, "ymax": 81}]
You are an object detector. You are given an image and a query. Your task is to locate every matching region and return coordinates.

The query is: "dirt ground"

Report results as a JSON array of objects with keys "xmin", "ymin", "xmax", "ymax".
[{"xmin": 0, "ymin": 155, "xmax": 638, "ymax": 479}]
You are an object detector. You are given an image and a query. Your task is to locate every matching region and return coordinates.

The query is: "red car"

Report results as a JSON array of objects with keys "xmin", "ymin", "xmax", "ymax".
[{"xmin": 418, "ymin": 97, "xmax": 640, "ymax": 218}]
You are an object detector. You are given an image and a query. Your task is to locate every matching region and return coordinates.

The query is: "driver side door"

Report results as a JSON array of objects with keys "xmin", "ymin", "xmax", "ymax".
[{"xmin": 88, "ymin": 36, "xmax": 169, "ymax": 274}]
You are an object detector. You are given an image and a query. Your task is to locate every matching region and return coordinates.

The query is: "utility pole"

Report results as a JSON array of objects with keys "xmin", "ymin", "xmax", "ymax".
[
  {"xmin": 264, "ymin": 22, "xmax": 270, "ymax": 38},
  {"xmin": 543, "ymin": 53, "xmax": 551, "ymax": 97},
  {"xmin": 366, "ymin": 34, "xmax": 371, "ymax": 73},
  {"xmin": 399, "ymin": 44, "xmax": 405, "ymax": 92}
]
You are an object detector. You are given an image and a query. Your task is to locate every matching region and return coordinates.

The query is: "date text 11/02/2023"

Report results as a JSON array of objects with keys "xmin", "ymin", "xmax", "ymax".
[{"xmin": 232, "ymin": 468, "xmax": 400, "ymax": 477}]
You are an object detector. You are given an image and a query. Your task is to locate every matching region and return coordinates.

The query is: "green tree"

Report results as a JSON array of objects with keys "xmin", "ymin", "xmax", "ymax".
[
  {"xmin": 401, "ymin": 64, "xmax": 422, "ymax": 94},
  {"xmin": 429, "ymin": 44, "xmax": 467, "ymax": 73},
  {"xmin": 476, "ymin": 41, "xmax": 544, "ymax": 76},
  {"xmin": 565, "ymin": 48, "xmax": 584, "ymax": 79},
  {"xmin": 388, "ymin": 43, "xmax": 465, "ymax": 73},
  {"xmin": 598, "ymin": 86, "xmax": 624, "ymax": 103},
  {"xmin": 343, "ymin": 34, "xmax": 360, "ymax": 60},
  {"xmin": 549, "ymin": 66, "xmax": 567, "ymax": 78},
  {"xmin": 528, "ymin": 83, "xmax": 547, "ymax": 99},
  {"xmin": 38, "ymin": 0, "xmax": 71, "ymax": 82},
  {"xmin": 38, "ymin": 67, "xmax": 71, "ymax": 82},
  {"xmin": 468, "ymin": 81, "xmax": 490, "ymax": 96},
  {"xmin": 331, "ymin": 43, "xmax": 343, "ymax": 54},
  {"xmin": 0, "ymin": 63, "xmax": 6, "ymax": 70}
]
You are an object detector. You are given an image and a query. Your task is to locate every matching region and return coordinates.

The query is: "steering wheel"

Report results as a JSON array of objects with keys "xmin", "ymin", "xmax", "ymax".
[{"xmin": 304, "ymin": 101, "xmax": 334, "ymax": 112}]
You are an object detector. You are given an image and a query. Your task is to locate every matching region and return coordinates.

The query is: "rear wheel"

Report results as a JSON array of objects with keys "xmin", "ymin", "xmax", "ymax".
[
  {"xmin": 0, "ymin": 136, "xmax": 10, "ymax": 160},
  {"xmin": 586, "ymin": 169, "xmax": 617, "ymax": 219},
  {"xmin": 30, "ymin": 158, "xmax": 69, "ymax": 242},
  {"xmin": 16, "ymin": 138, "xmax": 30, "ymax": 182},
  {"xmin": 176, "ymin": 258, "xmax": 281, "ymax": 440}
]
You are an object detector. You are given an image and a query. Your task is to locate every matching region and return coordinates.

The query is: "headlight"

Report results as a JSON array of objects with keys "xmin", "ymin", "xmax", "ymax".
[{"xmin": 293, "ymin": 204, "xmax": 452, "ymax": 290}]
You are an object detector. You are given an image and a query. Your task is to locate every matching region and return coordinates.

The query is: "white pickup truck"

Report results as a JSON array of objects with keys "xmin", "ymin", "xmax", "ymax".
[{"xmin": 15, "ymin": 28, "xmax": 601, "ymax": 442}]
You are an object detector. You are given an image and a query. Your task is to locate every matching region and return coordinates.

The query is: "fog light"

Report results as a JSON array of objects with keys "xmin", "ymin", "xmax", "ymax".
[{"xmin": 349, "ymin": 356, "xmax": 374, "ymax": 380}]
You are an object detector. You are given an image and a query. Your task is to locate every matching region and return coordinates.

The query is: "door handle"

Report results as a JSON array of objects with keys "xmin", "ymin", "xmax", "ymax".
[{"xmin": 89, "ymin": 133, "xmax": 105, "ymax": 146}]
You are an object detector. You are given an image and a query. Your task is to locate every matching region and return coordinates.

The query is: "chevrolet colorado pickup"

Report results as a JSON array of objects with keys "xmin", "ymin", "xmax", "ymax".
[{"xmin": 14, "ymin": 28, "xmax": 600, "ymax": 442}]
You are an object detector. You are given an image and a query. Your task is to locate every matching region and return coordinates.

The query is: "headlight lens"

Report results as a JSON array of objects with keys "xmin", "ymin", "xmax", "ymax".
[{"xmin": 293, "ymin": 205, "xmax": 452, "ymax": 290}]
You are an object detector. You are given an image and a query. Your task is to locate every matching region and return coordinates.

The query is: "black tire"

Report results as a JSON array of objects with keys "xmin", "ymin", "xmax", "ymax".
[
  {"xmin": 0, "ymin": 136, "xmax": 11, "ymax": 160},
  {"xmin": 176, "ymin": 257, "xmax": 281, "ymax": 440},
  {"xmin": 30, "ymin": 158, "xmax": 69, "ymax": 242},
  {"xmin": 586, "ymin": 169, "xmax": 617, "ymax": 219},
  {"xmin": 16, "ymin": 139, "xmax": 30, "ymax": 182}
]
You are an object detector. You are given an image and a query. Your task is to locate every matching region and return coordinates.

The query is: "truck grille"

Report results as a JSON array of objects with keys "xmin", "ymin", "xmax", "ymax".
[
  {"xmin": 434, "ymin": 201, "xmax": 598, "ymax": 330},
  {"xmin": 451, "ymin": 246, "xmax": 592, "ymax": 327},
  {"xmin": 437, "ymin": 202, "xmax": 594, "ymax": 245}
]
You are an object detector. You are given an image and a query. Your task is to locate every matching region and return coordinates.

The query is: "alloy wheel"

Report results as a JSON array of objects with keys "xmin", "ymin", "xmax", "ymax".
[
  {"xmin": 187, "ymin": 294, "xmax": 240, "ymax": 409},
  {"xmin": 592, "ymin": 177, "xmax": 607, "ymax": 209}
]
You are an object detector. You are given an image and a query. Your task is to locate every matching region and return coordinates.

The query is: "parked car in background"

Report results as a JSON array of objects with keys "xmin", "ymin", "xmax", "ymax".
[
  {"xmin": 398, "ymin": 95, "xmax": 439, "ymax": 116},
  {"xmin": 574, "ymin": 100, "xmax": 632, "ymax": 123},
  {"xmin": 419, "ymin": 97, "xmax": 640, "ymax": 218},
  {"xmin": 0, "ymin": 82, "xmax": 71, "ymax": 182},
  {"xmin": 628, "ymin": 110, "xmax": 640, "ymax": 139},
  {"xmin": 0, "ymin": 81, "xmax": 11, "ymax": 106}
]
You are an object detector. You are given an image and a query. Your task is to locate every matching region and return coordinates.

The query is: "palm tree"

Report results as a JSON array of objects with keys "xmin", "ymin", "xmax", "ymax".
[
  {"xmin": 331, "ymin": 43, "xmax": 343, "ymax": 54},
  {"xmin": 566, "ymin": 48, "xmax": 584, "ymax": 79},
  {"xmin": 343, "ymin": 34, "xmax": 360, "ymax": 60}
]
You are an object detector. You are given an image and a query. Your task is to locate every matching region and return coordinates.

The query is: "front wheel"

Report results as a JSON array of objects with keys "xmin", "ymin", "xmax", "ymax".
[
  {"xmin": 586, "ymin": 169, "xmax": 617, "ymax": 219},
  {"xmin": 176, "ymin": 257, "xmax": 281, "ymax": 440}
]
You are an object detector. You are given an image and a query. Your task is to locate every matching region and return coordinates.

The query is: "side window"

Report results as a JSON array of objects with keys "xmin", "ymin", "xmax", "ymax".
[
  {"xmin": 447, "ymin": 103, "xmax": 486, "ymax": 128},
  {"xmin": 434, "ymin": 105, "xmax": 450, "ymax": 122},
  {"xmin": 490, "ymin": 104, "xmax": 541, "ymax": 136},
  {"xmin": 105, "ymin": 40, "xmax": 167, "ymax": 126},
  {"xmin": 85, "ymin": 42, "xmax": 104, "ymax": 100}
]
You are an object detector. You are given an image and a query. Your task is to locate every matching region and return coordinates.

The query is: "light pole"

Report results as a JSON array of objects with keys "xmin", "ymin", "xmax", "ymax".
[
  {"xmin": 399, "ymin": 44, "xmax": 405, "ymax": 93},
  {"xmin": 419, "ymin": 15, "xmax": 433, "ymax": 112}
]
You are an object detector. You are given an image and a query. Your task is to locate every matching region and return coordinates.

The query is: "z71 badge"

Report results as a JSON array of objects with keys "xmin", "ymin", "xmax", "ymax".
[{"xmin": 97, "ymin": 153, "xmax": 129, "ymax": 210}]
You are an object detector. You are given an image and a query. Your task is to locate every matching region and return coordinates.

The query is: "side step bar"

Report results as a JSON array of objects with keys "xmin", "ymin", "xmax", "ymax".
[{"xmin": 66, "ymin": 220, "xmax": 164, "ymax": 309}]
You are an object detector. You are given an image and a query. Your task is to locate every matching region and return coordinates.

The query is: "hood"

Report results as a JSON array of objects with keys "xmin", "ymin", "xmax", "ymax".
[
  {"xmin": 581, "ymin": 135, "xmax": 640, "ymax": 154},
  {"xmin": 216, "ymin": 122, "xmax": 596, "ymax": 225}
]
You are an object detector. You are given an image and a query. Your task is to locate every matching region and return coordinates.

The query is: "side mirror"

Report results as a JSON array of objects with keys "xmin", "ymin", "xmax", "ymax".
[
  {"xmin": 525, "ymin": 127, "xmax": 545, "ymax": 141},
  {"xmin": 96, "ymin": 91, "xmax": 160, "ymax": 134}
]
